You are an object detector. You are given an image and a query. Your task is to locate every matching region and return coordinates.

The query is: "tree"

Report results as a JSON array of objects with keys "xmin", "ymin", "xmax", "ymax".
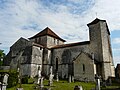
[{"xmin": 0, "ymin": 50, "xmax": 5, "ymax": 66}]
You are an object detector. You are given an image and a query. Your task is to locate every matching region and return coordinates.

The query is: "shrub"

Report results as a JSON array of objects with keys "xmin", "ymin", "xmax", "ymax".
[
  {"xmin": 21, "ymin": 75, "xmax": 29, "ymax": 84},
  {"xmin": 7, "ymin": 70, "xmax": 18, "ymax": 88}
]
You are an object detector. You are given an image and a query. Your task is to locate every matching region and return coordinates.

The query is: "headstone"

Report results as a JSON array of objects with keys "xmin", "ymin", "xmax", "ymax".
[
  {"xmin": 72, "ymin": 76, "xmax": 74, "ymax": 82},
  {"xmin": 16, "ymin": 88, "xmax": 24, "ymax": 90},
  {"xmin": 37, "ymin": 66, "xmax": 42, "ymax": 84},
  {"xmin": 40, "ymin": 77, "xmax": 44, "ymax": 88},
  {"xmin": 56, "ymin": 72, "xmax": 59, "ymax": 82},
  {"xmin": 95, "ymin": 74, "xmax": 101, "ymax": 90},
  {"xmin": 2, "ymin": 74, "xmax": 9, "ymax": 85},
  {"xmin": 0, "ymin": 82, "xmax": 2, "ymax": 90},
  {"xmin": 36, "ymin": 65, "xmax": 44, "ymax": 89},
  {"xmin": 2, "ymin": 74, "xmax": 9, "ymax": 90},
  {"xmin": 48, "ymin": 66, "xmax": 54, "ymax": 86},
  {"xmin": 17, "ymin": 67, "xmax": 23, "ymax": 90},
  {"xmin": 74, "ymin": 85, "xmax": 83, "ymax": 90},
  {"xmin": 102, "ymin": 81, "xmax": 106, "ymax": 88},
  {"xmin": 69, "ymin": 75, "xmax": 71, "ymax": 83},
  {"xmin": 108, "ymin": 77, "xmax": 112, "ymax": 86}
]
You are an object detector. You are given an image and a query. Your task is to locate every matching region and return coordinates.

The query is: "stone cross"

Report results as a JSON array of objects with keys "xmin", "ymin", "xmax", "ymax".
[
  {"xmin": 95, "ymin": 74, "xmax": 101, "ymax": 90},
  {"xmin": 48, "ymin": 66, "xmax": 54, "ymax": 86},
  {"xmin": 2, "ymin": 74, "xmax": 9, "ymax": 90}
]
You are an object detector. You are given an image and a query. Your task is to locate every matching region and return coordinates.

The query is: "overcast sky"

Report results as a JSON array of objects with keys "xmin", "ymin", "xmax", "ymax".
[{"xmin": 0, "ymin": 0, "xmax": 120, "ymax": 67}]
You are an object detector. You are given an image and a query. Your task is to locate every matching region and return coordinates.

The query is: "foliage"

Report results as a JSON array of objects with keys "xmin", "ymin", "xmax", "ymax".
[
  {"xmin": 7, "ymin": 80, "xmax": 120, "ymax": 90},
  {"xmin": 7, "ymin": 79, "xmax": 95, "ymax": 90},
  {"xmin": 0, "ymin": 70, "xmax": 18, "ymax": 88},
  {"xmin": 0, "ymin": 50, "xmax": 5, "ymax": 66},
  {"xmin": 7, "ymin": 70, "xmax": 18, "ymax": 88},
  {"xmin": 21, "ymin": 75, "xmax": 29, "ymax": 84}
]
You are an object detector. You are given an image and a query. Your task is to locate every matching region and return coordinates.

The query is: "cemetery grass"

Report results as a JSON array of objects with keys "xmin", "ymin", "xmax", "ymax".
[
  {"xmin": 7, "ymin": 79, "xmax": 95, "ymax": 90},
  {"xmin": 7, "ymin": 79, "xmax": 120, "ymax": 90}
]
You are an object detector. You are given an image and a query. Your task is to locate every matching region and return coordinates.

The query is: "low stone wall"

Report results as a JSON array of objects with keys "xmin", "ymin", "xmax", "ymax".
[{"xmin": 0, "ymin": 66, "xmax": 10, "ymax": 70}]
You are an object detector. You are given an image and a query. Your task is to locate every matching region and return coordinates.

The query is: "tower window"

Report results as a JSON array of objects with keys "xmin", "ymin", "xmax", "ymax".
[
  {"xmin": 54, "ymin": 38, "xmax": 56, "ymax": 44},
  {"xmin": 56, "ymin": 57, "xmax": 59, "ymax": 72},
  {"xmin": 35, "ymin": 38, "xmax": 37, "ymax": 43},
  {"xmin": 57, "ymin": 40, "xmax": 59, "ymax": 45},
  {"xmin": 83, "ymin": 64, "xmax": 85, "ymax": 73},
  {"xmin": 40, "ymin": 47, "xmax": 42, "ymax": 50}
]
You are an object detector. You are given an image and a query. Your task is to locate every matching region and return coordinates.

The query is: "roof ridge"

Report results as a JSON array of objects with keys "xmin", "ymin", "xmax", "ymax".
[{"xmin": 29, "ymin": 27, "xmax": 66, "ymax": 42}]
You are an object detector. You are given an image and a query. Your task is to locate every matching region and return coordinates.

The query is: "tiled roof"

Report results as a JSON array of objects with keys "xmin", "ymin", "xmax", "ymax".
[
  {"xmin": 29, "ymin": 27, "xmax": 66, "ymax": 42},
  {"xmin": 87, "ymin": 18, "xmax": 110, "ymax": 35},
  {"xmin": 87, "ymin": 18, "xmax": 105, "ymax": 25},
  {"xmin": 51, "ymin": 41, "xmax": 90, "ymax": 49}
]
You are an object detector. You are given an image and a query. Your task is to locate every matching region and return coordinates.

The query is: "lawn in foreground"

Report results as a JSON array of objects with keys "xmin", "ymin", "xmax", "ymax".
[
  {"xmin": 7, "ymin": 80, "xmax": 95, "ymax": 90},
  {"xmin": 7, "ymin": 79, "xmax": 120, "ymax": 90}
]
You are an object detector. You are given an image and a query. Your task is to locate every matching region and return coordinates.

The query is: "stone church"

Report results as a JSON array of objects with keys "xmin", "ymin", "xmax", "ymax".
[{"xmin": 3, "ymin": 18, "xmax": 115, "ymax": 81}]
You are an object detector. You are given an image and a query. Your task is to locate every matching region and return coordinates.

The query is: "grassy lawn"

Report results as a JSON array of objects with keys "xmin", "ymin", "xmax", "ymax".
[
  {"xmin": 7, "ymin": 79, "xmax": 95, "ymax": 90},
  {"xmin": 7, "ymin": 79, "xmax": 120, "ymax": 90},
  {"xmin": 101, "ymin": 83, "xmax": 120, "ymax": 90}
]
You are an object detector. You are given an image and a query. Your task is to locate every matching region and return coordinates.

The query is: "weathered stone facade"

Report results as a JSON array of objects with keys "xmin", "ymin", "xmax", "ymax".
[{"xmin": 3, "ymin": 18, "xmax": 115, "ymax": 81}]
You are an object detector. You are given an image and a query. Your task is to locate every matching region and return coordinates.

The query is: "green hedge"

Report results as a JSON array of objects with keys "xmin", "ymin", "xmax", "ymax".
[
  {"xmin": 21, "ymin": 75, "xmax": 29, "ymax": 84},
  {"xmin": 0, "ymin": 70, "xmax": 18, "ymax": 88},
  {"xmin": 8, "ymin": 70, "xmax": 18, "ymax": 88}
]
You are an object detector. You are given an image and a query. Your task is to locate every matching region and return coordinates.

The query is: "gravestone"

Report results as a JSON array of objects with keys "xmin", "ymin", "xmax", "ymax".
[
  {"xmin": 69, "ymin": 75, "xmax": 71, "ymax": 83},
  {"xmin": 48, "ymin": 66, "xmax": 54, "ymax": 86},
  {"xmin": 37, "ymin": 66, "xmax": 42, "ymax": 84},
  {"xmin": 74, "ymin": 85, "xmax": 83, "ymax": 90},
  {"xmin": 95, "ymin": 74, "xmax": 101, "ymax": 90},
  {"xmin": 0, "ymin": 74, "xmax": 2, "ymax": 90},
  {"xmin": 0, "ymin": 82, "xmax": 2, "ymax": 90},
  {"xmin": 56, "ymin": 72, "xmax": 59, "ymax": 82},
  {"xmin": 72, "ymin": 76, "xmax": 74, "ymax": 82},
  {"xmin": 17, "ymin": 67, "xmax": 23, "ymax": 90},
  {"xmin": 2, "ymin": 74, "xmax": 9, "ymax": 90},
  {"xmin": 16, "ymin": 88, "xmax": 23, "ymax": 90},
  {"xmin": 36, "ymin": 65, "xmax": 44, "ymax": 89},
  {"xmin": 40, "ymin": 77, "xmax": 44, "ymax": 88},
  {"xmin": 108, "ymin": 77, "xmax": 112, "ymax": 86}
]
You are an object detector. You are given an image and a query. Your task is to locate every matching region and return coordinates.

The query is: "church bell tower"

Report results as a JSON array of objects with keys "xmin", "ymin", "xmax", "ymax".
[{"xmin": 87, "ymin": 18, "xmax": 115, "ymax": 80}]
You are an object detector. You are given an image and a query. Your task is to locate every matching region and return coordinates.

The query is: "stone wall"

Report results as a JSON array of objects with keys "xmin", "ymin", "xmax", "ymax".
[
  {"xmin": 21, "ymin": 64, "xmax": 42, "ymax": 77},
  {"xmin": 88, "ymin": 20, "xmax": 115, "ymax": 80},
  {"xmin": 42, "ymin": 49, "xmax": 52, "ymax": 76},
  {"xmin": 74, "ymin": 52, "xmax": 95, "ymax": 81},
  {"xmin": 52, "ymin": 44, "xmax": 91, "ymax": 79},
  {"xmin": 47, "ymin": 36, "xmax": 64, "ymax": 48},
  {"xmin": 31, "ymin": 46, "xmax": 43, "ymax": 64},
  {"xmin": 0, "ymin": 66, "xmax": 10, "ymax": 70}
]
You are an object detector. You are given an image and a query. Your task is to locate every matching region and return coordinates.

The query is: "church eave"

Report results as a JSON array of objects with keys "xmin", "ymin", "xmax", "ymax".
[{"xmin": 51, "ymin": 41, "xmax": 90, "ymax": 49}]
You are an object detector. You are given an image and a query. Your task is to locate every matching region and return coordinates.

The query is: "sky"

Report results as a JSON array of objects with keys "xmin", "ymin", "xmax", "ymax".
[{"xmin": 0, "ymin": 0, "xmax": 120, "ymax": 67}]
